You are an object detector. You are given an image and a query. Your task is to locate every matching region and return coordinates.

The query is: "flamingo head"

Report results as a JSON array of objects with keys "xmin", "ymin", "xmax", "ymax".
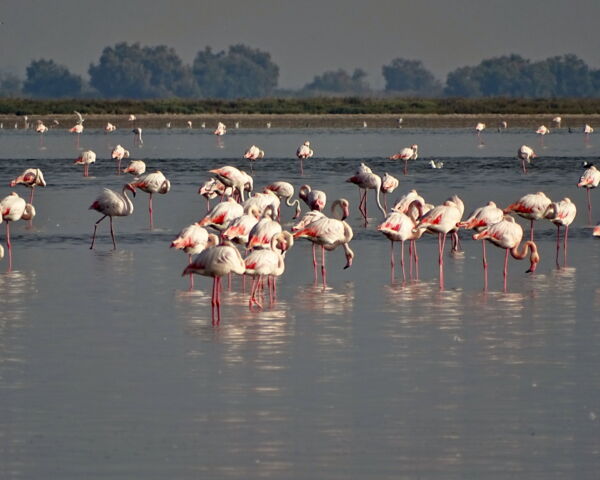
[
  {"xmin": 343, "ymin": 247, "xmax": 355, "ymax": 269},
  {"xmin": 525, "ymin": 245, "xmax": 540, "ymax": 273},
  {"xmin": 125, "ymin": 183, "xmax": 137, "ymax": 197}
]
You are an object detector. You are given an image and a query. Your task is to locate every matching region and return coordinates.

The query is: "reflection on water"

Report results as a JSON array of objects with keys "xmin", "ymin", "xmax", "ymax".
[{"xmin": 294, "ymin": 282, "xmax": 355, "ymax": 315}]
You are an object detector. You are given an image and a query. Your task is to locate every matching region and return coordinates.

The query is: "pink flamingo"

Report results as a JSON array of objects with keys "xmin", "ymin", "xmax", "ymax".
[
  {"xmin": 0, "ymin": 192, "xmax": 35, "ymax": 271},
  {"xmin": 214, "ymin": 122, "xmax": 227, "ymax": 136},
  {"xmin": 198, "ymin": 178, "xmax": 232, "ymax": 211},
  {"xmin": 171, "ymin": 225, "xmax": 218, "ymax": 290},
  {"xmin": 391, "ymin": 189, "xmax": 428, "ymax": 214},
  {"xmin": 74, "ymin": 150, "xmax": 96, "ymax": 177},
  {"xmin": 263, "ymin": 181, "xmax": 302, "ymax": 219},
  {"xmin": 197, "ymin": 198, "xmax": 244, "ymax": 232},
  {"xmin": 245, "ymin": 231, "xmax": 294, "ymax": 309},
  {"xmin": 111, "ymin": 145, "xmax": 130, "ymax": 174},
  {"xmin": 209, "ymin": 166, "xmax": 253, "ymax": 202},
  {"xmin": 544, "ymin": 197, "xmax": 577, "ymax": 267},
  {"xmin": 577, "ymin": 165, "xmax": 600, "ymax": 224},
  {"xmin": 536, "ymin": 125, "xmax": 549, "ymax": 146},
  {"xmin": 380, "ymin": 172, "xmax": 399, "ymax": 211},
  {"xmin": 105, "ymin": 122, "xmax": 116, "ymax": 133},
  {"xmin": 517, "ymin": 145, "xmax": 536, "ymax": 174},
  {"xmin": 132, "ymin": 127, "xmax": 143, "ymax": 146},
  {"xmin": 475, "ymin": 122, "xmax": 486, "ymax": 143},
  {"xmin": 296, "ymin": 140, "xmax": 313, "ymax": 175},
  {"xmin": 458, "ymin": 201, "xmax": 504, "ymax": 290},
  {"xmin": 123, "ymin": 160, "xmax": 146, "ymax": 177},
  {"xmin": 299, "ymin": 184, "xmax": 326, "ymax": 212},
  {"xmin": 242, "ymin": 192, "xmax": 280, "ymax": 218},
  {"xmin": 389, "ymin": 144, "xmax": 418, "ymax": 175},
  {"xmin": 293, "ymin": 199, "xmax": 354, "ymax": 287},
  {"xmin": 9, "ymin": 168, "xmax": 46, "ymax": 204},
  {"xmin": 89, "ymin": 185, "xmax": 136, "ymax": 250},
  {"xmin": 413, "ymin": 198, "xmax": 463, "ymax": 290},
  {"xmin": 247, "ymin": 206, "xmax": 282, "ymax": 250},
  {"xmin": 345, "ymin": 163, "xmax": 386, "ymax": 224},
  {"xmin": 504, "ymin": 191, "xmax": 552, "ymax": 242},
  {"xmin": 473, "ymin": 216, "xmax": 540, "ymax": 292},
  {"xmin": 35, "ymin": 121, "xmax": 48, "ymax": 146},
  {"xmin": 223, "ymin": 205, "xmax": 261, "ymax": 245},
  {"xmin": 243, "ymin": 145, "xmax": 265, "ymax": 171},
  {"xmin": 182, "ymin": 239, "xmax": 245, "ymax": 325},
  {"xmin": 594, "ymin": 224, "xmax": 600, "ymax": 236},
  {"xmin": 69, "ymin": 123, "xmax": 83, "ymax": 147},
  {"xmin": 128, "ymin": 171, "xmax": 171, "ymax": 229}
]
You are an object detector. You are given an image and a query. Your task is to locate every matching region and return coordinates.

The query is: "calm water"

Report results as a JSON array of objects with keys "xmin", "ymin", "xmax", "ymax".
[{"xmin": 1, "ymin": 126, "xmax": 599, "ymax": 479}]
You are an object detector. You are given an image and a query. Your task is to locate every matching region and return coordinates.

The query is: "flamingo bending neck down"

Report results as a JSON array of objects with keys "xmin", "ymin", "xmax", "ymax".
[
  {"xmin": 0, "ymin": 192, "xmax": 35, "ymax": 271},
  {"xmin": 544, "ymin": 197, "xmax": 577, "ymax": 268},
  {"xmin": 9, "ymin": 168, "xmax": 46, "ymax": 205},
  {"xmin": 345, "ymin": 163, "xmax": 386, "ymax": 225}
]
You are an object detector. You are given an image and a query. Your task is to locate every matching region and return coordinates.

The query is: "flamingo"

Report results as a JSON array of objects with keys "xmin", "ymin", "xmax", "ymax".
[
  {"xmin": 578, "ymin": 165, "xmax": 600, "ymax": 224},
  {"xmin": 472, "ymin": 216, "xmax": 540, "ymax": 292},
  {"xmin": 105, "ymin": 122, "xmax": 116, "ymax": 133},
  {"xmin": 223, "ymin": 205, "xmax": 261, "ymax": 245},
  {"xmin": 74, "ymin": 150, "xmax": 96, "ymax": 178},
  {"xmin": 241, "ymin": 191, "xmax": 280, "ymax": 218},
  {"xmin": 475, "ymin": 122, "xmax": 486, "ymax": 143},
  {"xmin": 128, "ymin": 171, "xmax": 171, "ymax": 229},
  {"xmin": 128, "ymin": 114, "xmax": 136, "ymax": 122},
  {"xmin": 214, "ymin": 122, "xmax": 226, "ymax": 136},
  {"xmin": 504, "ymin": 191, "xmax": 552, "ymax": 241},
  {"xmin": 298, "ymin": 184, "xmax": 326, "ymax": 212},
  {"xmin": 0, "ymin": 192, "xmax": 35, "ymax": 271},
  {"xmin": 544, "ymin": 197, "xmax": 577, "ymax": 267},
  {"xmin": 89, "ymin": 184, "xmax": 136, "ymax": 250},
  {"xmin": 413, "ymin": 198, "xmax": 463, "ymax": 290},
  {"xmin": 594, "ymin": 224, "xmax": 600, "ymax": 236},
  {"xmin": 197, "ymin": 198, "xmax": 244, "ymax": 232},
  {"xmin": 380, "ymin": 173, "xmax": 399, "ymax": 211},
  {"xmin": 243, "ymin": 145, "xmax": 265, "ymax": 169},
  {"xmin": 132, "ymin": 127, "xmax": 143, "ymax": 145},
  {"xmin": 171, "ymin": 225, "xmax": 218, "ymax": 290},
  {"xmin": 293, "ymin": 199, "xmax": 354, "ymax": 287},
  {"xmin": 391, "ymin": 189, "xmax": 428, "ymax": 214},
  {"xmin": 536, "ymin": 125, "xmax": 549, "ymax": 146},
  {"xmin": 584, "ymin": 124, "xmax": 594, "ymax": 135},
  {"xmin": 389, "ymin": 144, "xmax": 418, "ymax": 175},
  {"xmin": 247, "ymin": 206, "xmax": 282, "ymax": 250},
  {"xmin": 552, "ymin": 116, "xmax": 562, "ymax": 128},
  {"xmin": 457, "ymin": 201, "xmax": 504, "ymax": 290},
  {"xmin": 198, "ymin": 178, "xmax": 232, "ymax": 211},
  {"xmin": 9, "ymin": 168, "xmax": 46, "ymax": 204},
  {"xmin": 209, "ymin": 166, "xmax": 253, "ymax": 202},
  {"xmin": 263, "ymin": 181, "xmax": 302, "ymax": 219},
  {"xmin": 345, "ymin": 164, "xmax": 386, "ymax": 224},
  {"xmin": 429, "ymin": 160, "xmax": 444, "ymax": 169},
  {"xmin": 182, "ymin": 239, "xmax": 246, "ymax": 325},
  {"xmin": 517, "ymin": 145, "xmax": 536, "ymax": 174},
  {"xmin": 69, "ymin": 123, "xmax": 83, "ymax": 147},
  {"xmin": 187, "ymin": 120, "xmax": 193, "ymax": 129},
  {"xmin": 35, "ymin": 120, "xmax": 48, "ymax": 145},
  {"xmin": 377, "ymin": 202, "xmax": 425, "ymax": 283},
  {"xmin": 111, "ymin": 145, "xmax": 130, "ymax": 174},
  {"xmin": 296, "ymin": 140, "xmax": 313, "ymax": 174},
  {"xmin": 245, "ymin": 231, "xmax": 294, "ymax": 309},
  {"xmin": 123, "ymin": 160, "xmax": 146, "ymax": 177},
  {"xmin": 499, "ymin": 120, "xmax": 508, "ymax": 130}
]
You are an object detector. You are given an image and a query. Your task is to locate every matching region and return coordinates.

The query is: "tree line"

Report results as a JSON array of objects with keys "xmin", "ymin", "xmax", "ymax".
[{"xmin": 1, "ymin": 42, "xmax": 599, "ymax": 100}]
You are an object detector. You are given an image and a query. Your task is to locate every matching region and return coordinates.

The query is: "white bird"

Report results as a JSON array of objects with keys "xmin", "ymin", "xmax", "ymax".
[
  {"xmin": 111, "ymin": 145, "xmax": 130, "ymax": 174},
  {"xmin": 0, "ymin": 192, "xmax": 35, "ymax": 270},
  {"xmin": 263, "ymin": 181, "xmax": 302, "ymax": 219},
  {"xmin": 105, "ymin": 122, "xmax": 116, "ymax": 133},
  {"xmin": 122, "ymin": 160, "xmax": 146, "ymax": 177},
  {"xmin": 429, "ymin": 160, "xmax": 443, "ymax": 169},
  {"xmin": 171, "ymin": 225, "xmax": 218, "ymax": 289},
  {"xmin": 389, "ymin": 144, "xmax": 418, "ymax": 175},
  {"xmin": 132, "ymin": 127, "xmax": 143, "ymax": 145},
  {"xmin": 517, "ymin": 145, "xmax": 536, "ymax": 174},
  {"xmin": 128, "ymin": 171, "xmax": 171, "ymax": 229},
  {"xmin": 296, "ymin": 140, "xmax": 313, "ymax": 174},
  {"xmin": 74, "ymin": 150, "xmax": 96, "ymax": 177},
  {"xmin": 552, "ymin": 116, "xmax": 562, "ymax": 127},
  {"xmin": 536, "ymin": 125, "xmax": 550, "ymax": 135},
  {"xmin": 214, "ymin": 122, "xmax": 226, "ymax": 136},
  {"xmin": 89, "ymin": 185, "xmax": 136, "ymax": 249},
  {"xmin": 74, "ymin": 110, "xmax": 84, "ymax": 125},
  {"xmin": 584, "ymin": 124, "xmax": 594, "ymax": 135}
]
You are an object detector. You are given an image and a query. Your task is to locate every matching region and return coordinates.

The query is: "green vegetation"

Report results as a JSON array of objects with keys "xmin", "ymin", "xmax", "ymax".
[{"xmin": 3, "ymin": 97, "xmax": 600, "ymax": 116}]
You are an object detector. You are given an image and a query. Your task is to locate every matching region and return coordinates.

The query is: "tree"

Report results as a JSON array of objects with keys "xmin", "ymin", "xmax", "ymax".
[
  {"xmin": 301, "ymin": 68, "xmax": 371, "ymax": 95},
  {"xmin": 0, "ymin": 72, "xmax": 22, "ymax": 97},
  {"xmin": 192, "ymin": 44, "xmax": 279, "ymax": 98},
  {"xmin": 23, "ymin": 59, "xmax": 84, "ymax": 98},
  {"xmin": 382, "ymin": 58, "xmax": 441, "ymax": 95},
  {"xmin": 89, "ymin": 42, "xmax": 200, "ymax": 99}
]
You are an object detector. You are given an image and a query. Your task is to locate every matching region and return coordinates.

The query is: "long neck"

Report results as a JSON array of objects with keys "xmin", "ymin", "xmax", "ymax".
[
  {"xmin": 372, "ymin": 176, "xmax": 386, "ymax": 217},
  {"xmin": 121, "ymin": 187, "xmax": 134, "ymax": 214},
  {"xmin": 510, "ymin": 241, "xmax": 536, "ymax": 260}
]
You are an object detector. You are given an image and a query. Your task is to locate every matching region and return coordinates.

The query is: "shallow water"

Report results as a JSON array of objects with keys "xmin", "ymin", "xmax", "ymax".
[{"xmin": 1, "ymin": 127, "xmax": 600, "ymax": 479}]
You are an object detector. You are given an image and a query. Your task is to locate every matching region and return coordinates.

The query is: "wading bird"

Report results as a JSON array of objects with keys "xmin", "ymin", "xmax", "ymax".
[{"xmin": 89, "ymin": 184, "xmax": 136, "ymax": 250}]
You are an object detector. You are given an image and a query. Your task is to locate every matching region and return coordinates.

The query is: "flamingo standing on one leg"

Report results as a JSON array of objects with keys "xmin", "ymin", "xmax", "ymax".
[
  {"xmin": 111, "ymin": 145, "xmax": 130, "ymax": 175},
  {"xmin": 457, "ymin": 201, "xmax": 504, "ymax": 290},
  {"xmin": 74, "ymin": 150, "xmax": 96, "ymax": 177},
  {"xmin": 182, "ymin": 239, "xmax": 246, "ymax": 325},
  {"xmin": 504, "ymin": 191, "xmax": 552, "ymax": 242},
  {"xmin": 296, "ymin": 140, "xmax": 313, "ymax": 175},
  {"xmin": 171, "ymin": 225, "xmax": 218, "ymax": 290},
  {"xmin": 577, "ymin": 165, "xmax": 600, "ymax": 224},
  {"xmin": 0, "ymin": 192, "xmax": 35, "ymax": 271},
  {"xmin": 475, "ymin": 122, "xmax": 486, "ymax": 144},
  {"xmin": 544, "ymin": 197, "xmax": 577, "ymax": 268},
  {"xmin": 389, "ymin": 144, "xmax": 418, "ymax": 175},
  {"xmin": 128, "ymin": 171, "xmax": 171, "ymax": 229},
  {"xmin": 380, "ymin": 172, "xmax": 399, "ymax": 211},
  {"xmin": 209, "ymin": 166, "xmax": 253, "ymax": 202},
  {"xmin": 517, "ymin": 145, "xmax": 536, "ymax": 174},
  {"xmin": 89, "ymin": 184, "xmax": 136, "ymax": 250},
  {"xmin": 473, "ymin": 216, "xmax": 540, "ymax": 292},
  {"xmin": 9, "ymin": 168, "xmax": 46, "ymax": 205},
  {"xmin": 132, "ymin": 127, "xmax": 143, "ymax": 146},
  {"xmin": 298, "ymin": 184, "xmax": 326, "ymax": 212},
  {"xmin": 105, "ymin": 122, "xmax": 116, "ymax": 133},
  {"xmin": 243, "ymin": 145, "xmax": 264, "ymax": 171},
  {"xmin": 536, "ymin": 125, "xmax": 549, "ymax": 146},
  {"xmin": 123, "ymin": 160, "xmax": 146, "ymax": 177},
  {"xmin": 345, "ymin": 164, "xmax": 386, "ymax": 225}
]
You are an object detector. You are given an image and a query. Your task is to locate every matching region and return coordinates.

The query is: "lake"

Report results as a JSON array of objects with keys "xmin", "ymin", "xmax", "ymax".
[{"xmin": 1, "ymin": 124, "xmax": 599, "ymax": 479}]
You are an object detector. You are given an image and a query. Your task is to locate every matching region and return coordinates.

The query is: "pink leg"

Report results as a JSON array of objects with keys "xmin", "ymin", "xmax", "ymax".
[
  {"xmin": 188, "ymin": 254, "xmax": 194, "ymax": 290},
  {"xmin": 522, "ymin": 159, "xmax": 527, "ymax": 174},
  {"xmin": 300, "ymin": 158, "xmax": 304, "ymax": 175},
  {"xmin": 438, "ymin": 233, "xmax": 446, "ymax": 290},
  {"xmin": 482, "ymin": 240, "xmax": 488, "ymax": 291},
  {"xmin": 148, "ymin": 194, "xmax": 154, "ymax": 230},
  {"xmin": 555, "ymin": 224, "xmax": 561, "ymax": 268},
  {"xmin": 321, "ymin": 246, "xmax": 327, "ymax": 287},
  {"xmin": 587, "ymin": 188, "xmax": 592, "ymax": 225},
  {"xmin": 408, "ymin": 240, "xmax": 413, "ymax": 280},
  {"xmin": 413, "ymin": 240, "xmax": 420, "ymax": 280},
  {"xmin": 503, "ymin": 248, "xmax": 509, "ymax": 292},
  {"xmin": 216, "ymin": 276, "xmax": 222, "ymax": 324},
  {"xmin": 390, "ymin": 241, "xmax": 395, "ymax": 283},
  {"xmin": 29, "ymin": 188, "xmax": 35, "ymax": 205},
  {"xmin": 530, "ymin": 219, "xmax": 534, "ymax": 243},
  {"xmin": 400, "ymin": 240, "xmax": 406, "ymax": 282},
  {"xmin": 6, "ymin": 222, "xmax": 12, "ymax": 272},
  {"xmin": 312, "ymin": 244, "xmax": 318, "ymax": 284},
  {"xmin": 90, "ymin": 215, "xmax": 107, "ymax": 249},
  {"xmin": 109, "ymin": 216, "xmax": 117, "ymax": 249},
  {"xmin": 211, "ymin": 277, "xmax": 217, "ymax": 324},
  {"xmin": 403, "ymin": 159, "xmax": 408, "ymax": 176},
  {"xmin": 564, "ymin": 225, "xmax": 569, "ymax": 266}
]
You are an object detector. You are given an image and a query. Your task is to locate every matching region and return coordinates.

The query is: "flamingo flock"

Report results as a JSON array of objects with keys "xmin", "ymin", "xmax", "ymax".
[{"xmin": 3, "ymin": 113, "xmax": 600, "ymax": 326}]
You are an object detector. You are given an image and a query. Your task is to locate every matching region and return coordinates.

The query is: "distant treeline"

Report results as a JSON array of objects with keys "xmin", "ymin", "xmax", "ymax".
[
  {"xmin": 1, "ymin": 42, "xmax": 600, "ymax": 101},
  {"xmin": 4, "ymin": 97, "xmax": 600, "ymax": 116}
]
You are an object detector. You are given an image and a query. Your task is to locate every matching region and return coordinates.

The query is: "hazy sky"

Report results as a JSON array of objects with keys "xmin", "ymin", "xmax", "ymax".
[{"xmin": 2, "ymin": 0, "xmax": 600, "ymax": 89}]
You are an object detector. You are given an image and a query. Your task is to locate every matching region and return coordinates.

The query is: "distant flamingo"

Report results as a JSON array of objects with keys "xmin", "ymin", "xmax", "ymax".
[
  {"xmin": 544, "ymin": 197, "xmax": 577, "ymax": 267},
  {"xmin": 0, "ymin": 192, "xmax": 35, "ymax": 271},
  {"xmin": 245, "ymin": 231, "xmax": 294, "ymax": 309},
  {"xmin": 296, "ymin": 140, "xmax": 313, "ymax": 174},
  {"xmin": 299, "ymin": 184, "xmax": 326, "ymax": 212},
  {"xmin": 182, "ymin": 239, "xmax": 246, "ymax": 325},
  {"xmin": 197, "ymin": 198, "xmax": 244, "ymax": 232},
  {"xmin": 128, "ymin": 171, "xmax": 171, "ymax": 229},
  {"xmin": 243, "ymin": 145, "xmax": 265, "ymax": 169},
  {"xmin": 105, "ymin": 122, "xmax": 116, "ymax": 133},
  {"xmin": 584, "ymin": 124, "xmax": 594, "ymax": 135},
  {"xmin": 35, "ymin": 121, "xmax": 48, "ymax": 145},
  {"xmin": 9, "ymin": 168, "xmax": 46, "ymax": 204},
  {"xmin": 552, "ymin": 116, "xmax": 562, "ymax": 128},
  {"xmin": 210, "ymin": 166, "xmax": 253, "ymax": 202},
  {"xmin": 123, "ymin": 160, "xmax": 146, "ymax": 177},
  {"xmin": 380, "ymin": 173, "xmax": 399, "ymax": 211},
  {"xmin": 247, "ymin": 206, "xmax": 282, "ymax": 250},
  {"xmin": 214, "ymin": 122, "xmax": 226, "ymax": 136},
  {"xmin": 475, "ymin": 122, "xmax": 486, "ymax": 143},
  {"xmin": 69, "ymin": 123, "xmax": 83, "ymax": 147},
  {"xmin": 536, "ymin": 125, "xmax": 549, "ymax": 146},
  {"xmin": 111, "ymin": 145, "xmax": 130, "ymax": 174},
  {"xmin": 578, "ymin": 165, "xmax": 600, "ymax": 224},
  {"xmin": 187, "ymin": 120, "xmax": 193, "ymax": 129},
  {"xmin": 504, "ymin": 191, "xmax": 552, "ymax": 241},
  {"xmin": 473, "ymin": 216, "xmax": 540, "ymax": 292},
  {"xmin": 517, "ymin": 145, "xmax": 536, "ymax": 174},
  {"xmin": 74, "ymin": 150, "xmax": 96, "ymax": 177},
  {"xmin": 263, "ymin": 181, "xmax": 302, "ymax": 219},
  {"xmin": 389, "ymin": 144, "xmax": 418, "ymax": 175},
  {"xmin": 89, "ymin": 184, "xmax": 136, "ymax": 250},
  {"xmin": 413, "ymin": 198, "xmax": 463, "ymax": 290},
  {"xmin": 458, "ymin": 201, "xmax": 504, "ymax": 290},
  {"xmin": 293, "ymin": 199, "xmax": 354, "ymax": 287},
  {"xmin": 171, "ymin": 225, "xmax": 218, "ymax": 289},
  {"xmin": 198, "ymin": 178, "xmax": 232, "ymax": 211},
  {"xmin": 345, "ymin": 164, "xmax": 386, "ymax": 224},
  {"xmin": 132, "ymin": 127, "xmax": 143, "ymax": 145}
]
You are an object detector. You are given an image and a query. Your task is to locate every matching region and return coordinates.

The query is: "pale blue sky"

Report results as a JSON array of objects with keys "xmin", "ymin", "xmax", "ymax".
[{"xmin": 2, "ymin": 0, "xmax": 599, "ymax": 89}]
